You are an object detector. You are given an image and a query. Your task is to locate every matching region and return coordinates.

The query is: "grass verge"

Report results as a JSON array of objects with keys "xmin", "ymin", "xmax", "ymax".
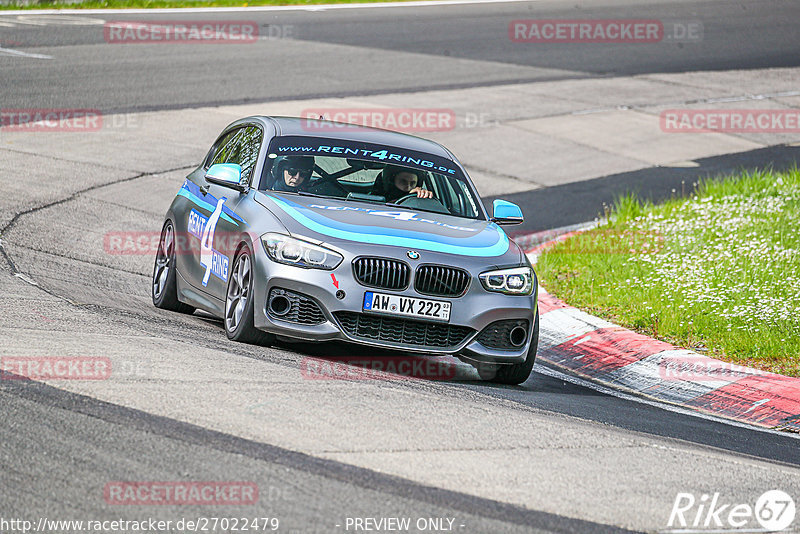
[
  {"xmin": 537, "ymin": 168, "xmax": 800, "ymax": 377},
  {"xmin": 0, "ymin": 0, "xmax": 408, "ymax": 9}
]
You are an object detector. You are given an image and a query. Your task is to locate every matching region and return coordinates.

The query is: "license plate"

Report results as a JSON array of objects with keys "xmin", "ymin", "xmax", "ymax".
[{"xmin": 363, "ymin": 292, "xmax": 451, "ymax": 322}]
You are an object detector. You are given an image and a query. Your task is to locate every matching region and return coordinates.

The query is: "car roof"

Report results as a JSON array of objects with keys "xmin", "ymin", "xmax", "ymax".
[{"xmin": 254, "ymin": 116, "xmax": 456, "ymax": 161}]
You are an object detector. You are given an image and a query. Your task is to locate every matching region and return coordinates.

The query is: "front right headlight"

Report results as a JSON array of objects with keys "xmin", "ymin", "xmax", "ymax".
[
  {"xmin": 261, "ymin": 233, "xmax": 342, "ymax": 270},
  {"xmin": 479, "ymin": 266, "xmax": 534, "ymax": 295}
]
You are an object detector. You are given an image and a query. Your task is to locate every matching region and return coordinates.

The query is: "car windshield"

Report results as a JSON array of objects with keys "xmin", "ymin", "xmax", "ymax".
[{"xmin": 260, "ymin": 137, "xmax": 482, "ymax": 219}]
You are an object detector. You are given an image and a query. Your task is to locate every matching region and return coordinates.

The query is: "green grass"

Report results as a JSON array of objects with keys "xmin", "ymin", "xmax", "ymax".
[
  {"xmin": 537, "ymin": 168, "xmax": 800, "ymax": 377},
  {"xmin": 0, "ymin": 0, "xmax": 406, "ymax": 9}
]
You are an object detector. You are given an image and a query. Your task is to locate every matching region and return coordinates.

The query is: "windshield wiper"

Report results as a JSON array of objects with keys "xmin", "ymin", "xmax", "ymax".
[
  {"xmin": 384, "ymin": 202, "xmax": 457, "ymax": 217},
  {"xmin": 271, "ymin": 190, "xmax": 330, "ymax": 198},
  {"xmin": 271, "ymin": 189, "xmax": 334, "ymax": 199}
]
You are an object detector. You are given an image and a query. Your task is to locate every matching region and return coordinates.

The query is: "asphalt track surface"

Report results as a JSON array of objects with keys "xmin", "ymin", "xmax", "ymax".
[
  {"xmin": 1, "ymin": 0, "xmax": 799, "ymax": 112},
  {"xmin": 2, "ymin": 1, "xmax": 800, "ymax": 532}
]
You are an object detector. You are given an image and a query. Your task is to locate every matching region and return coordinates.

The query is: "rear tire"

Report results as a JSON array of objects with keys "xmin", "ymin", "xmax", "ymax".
[
  {"xmin": 479, "ymin": 312, "xmax": 539, "ymax": 385},
  {"xmin": 224, "ymin": 245, "xmax": 275, "ymax": 346},
  {"xmin": 152, "ymin": 220, "xmax": 195, "ymax": 314}
]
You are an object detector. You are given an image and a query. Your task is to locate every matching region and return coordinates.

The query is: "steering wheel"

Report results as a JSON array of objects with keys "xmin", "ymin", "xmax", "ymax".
[
  {"xmin": 393, "ymin": 193, "xmax": 424, "ymax": 204},
  {"xmin": 391, "ymin": 194, "xmax": 450, "ymax": 214},
  {"xmin": 304, "ymin": 176, "xmax": 349, "ymax": 197}
]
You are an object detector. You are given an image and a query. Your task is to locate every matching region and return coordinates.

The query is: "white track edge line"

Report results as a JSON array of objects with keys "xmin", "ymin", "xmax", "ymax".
[{"xmin": 0, "ymin": 46, "xmax": 52, "ymax": 58}]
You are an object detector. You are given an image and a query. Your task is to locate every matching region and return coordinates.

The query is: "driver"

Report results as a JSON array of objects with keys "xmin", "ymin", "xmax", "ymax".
[
  {"xmin": 381, "ymin": 165, "xmax": 434, "ymax": 202},
  {"xmin": 271, "ymin": 156, "xmax": 315, "ymax": 192}
]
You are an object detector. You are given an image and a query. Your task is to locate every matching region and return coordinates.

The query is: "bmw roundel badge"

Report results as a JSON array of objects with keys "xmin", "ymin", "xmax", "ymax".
[{"xmin": 407, "ymin": 250, "xmax": 420, "ymax": 260}]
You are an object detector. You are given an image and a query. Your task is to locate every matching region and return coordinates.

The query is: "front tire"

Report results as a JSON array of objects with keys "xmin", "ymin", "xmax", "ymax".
[
  {"xmin": 479, "ymin": 312, "xmax": 539, "ymax": 385},
  {"xmin": 152, "ymin": 220, "xmax": 195, "ymax": 314},
  {"xmin": 224, "ymin": 245, "xmax": 275, "ymax": 346}
]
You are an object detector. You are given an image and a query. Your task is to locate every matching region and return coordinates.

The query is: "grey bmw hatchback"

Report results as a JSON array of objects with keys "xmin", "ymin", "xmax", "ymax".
[{"xmin": 153, "ymin": 116, "xmax": 538, "ymax": 384}]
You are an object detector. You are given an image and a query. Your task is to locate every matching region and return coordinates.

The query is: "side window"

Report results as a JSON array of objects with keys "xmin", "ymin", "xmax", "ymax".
[
  {"xmin": 205, "ymin": 128, "xmax": 240, "ymax": 169},
  {"xmin": 237, "ymin": 126, "xmax": 263, "ymax": 183},
  {"xmin": 209, "ymin": 126, "xmax": 263, "ymax": 183}
]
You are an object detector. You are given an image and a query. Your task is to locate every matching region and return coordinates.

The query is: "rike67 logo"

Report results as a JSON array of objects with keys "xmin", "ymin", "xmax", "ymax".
[{"xmin": 666, "ymin": 490, "xmax": 795, "ymax": 532}]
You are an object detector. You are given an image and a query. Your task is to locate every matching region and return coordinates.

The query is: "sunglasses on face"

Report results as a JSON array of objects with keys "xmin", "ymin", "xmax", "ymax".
[{"xmin": 285, "ymin": 168, "xmax": 312, "ymax": 179}]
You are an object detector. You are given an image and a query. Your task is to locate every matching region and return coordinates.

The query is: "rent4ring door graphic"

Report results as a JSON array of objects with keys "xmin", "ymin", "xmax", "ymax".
[{"xmin": 178, "ymin": 171, "xmax": 246, "ymax": 301}]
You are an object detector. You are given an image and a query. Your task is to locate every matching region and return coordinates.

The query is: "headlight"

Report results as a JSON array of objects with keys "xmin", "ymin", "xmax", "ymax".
[
  {"xmin": 479, "ymin": 266, "xmax": 534, "ymax": 295},
  {"xmin": 261, "ymin": 233, "xmax": 342, "ymax": 270}
]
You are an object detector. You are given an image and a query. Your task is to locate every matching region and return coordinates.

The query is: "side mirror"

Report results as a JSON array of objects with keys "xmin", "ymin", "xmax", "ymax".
[
  {"xmin": 491, "ymin": 199, "xmax": 524, "ymax": 225},
  {"xmin": 205, "ymin": 163, "xmax": 248, "ymax": 193}
]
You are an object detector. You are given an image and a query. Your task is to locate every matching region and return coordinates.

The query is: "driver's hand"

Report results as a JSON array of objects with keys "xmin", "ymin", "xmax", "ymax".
[{"xmin": 410, "ymin": 187, "xmax": 434, "ymax": 199}]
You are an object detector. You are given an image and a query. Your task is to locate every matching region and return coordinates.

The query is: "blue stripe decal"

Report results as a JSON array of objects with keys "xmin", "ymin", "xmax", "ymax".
[
  {"xmin": 177, "ymin": 181, "xmax": 243, "ymax": 226},
  {"xmin": 268, "ymin": 195, "xmax": 509, "ymax": 257}
]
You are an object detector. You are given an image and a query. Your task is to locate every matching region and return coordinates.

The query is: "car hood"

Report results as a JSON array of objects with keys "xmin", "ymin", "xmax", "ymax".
[{"xmin": 254, "ymin": 192, "xmax": 519, "ymax": 260}]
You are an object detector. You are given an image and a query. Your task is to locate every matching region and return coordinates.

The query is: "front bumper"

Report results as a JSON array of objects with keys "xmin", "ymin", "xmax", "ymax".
[{"xmin": 251, "ymin": 244, "xmax": 538, "ymax": 364}]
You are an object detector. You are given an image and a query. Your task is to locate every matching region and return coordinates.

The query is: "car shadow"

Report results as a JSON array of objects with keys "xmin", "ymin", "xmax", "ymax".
[
  {"xmin": 274, "ymin": 338, "xmax": 484, "ymax": 383},
  {"xmin": 191, "ymin": 310, "xmax": 488, "ymax": 382},
  {"xmin": 491, "ymin": 144, "xmax": 800, "ymax": 234}
]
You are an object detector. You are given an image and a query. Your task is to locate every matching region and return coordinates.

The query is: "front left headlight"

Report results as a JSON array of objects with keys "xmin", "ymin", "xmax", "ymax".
[
  {"xmin": 479, "ymin": 266, "xmax": 534, "ymax": 295},
  {"xmin": 261, "ymin": 233, "xmax": 343, "ymax": 270}
]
